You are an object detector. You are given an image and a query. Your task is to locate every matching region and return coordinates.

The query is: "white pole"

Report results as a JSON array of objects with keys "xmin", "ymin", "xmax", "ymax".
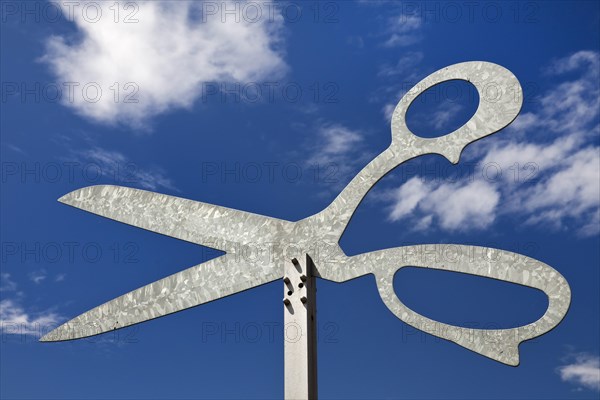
[{"xmin": 284, "ymin": 254, "xmax": 318, "ymax": 400}]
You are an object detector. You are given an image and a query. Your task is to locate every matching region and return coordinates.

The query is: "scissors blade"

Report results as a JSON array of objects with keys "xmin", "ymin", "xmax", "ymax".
[
  {"xmin": 59, "ymin": 185, "xmax": 292, "ymax": 253},
  {"xmin": 40, "ymin": 254, "xmax": 281, "ymax": 341}
]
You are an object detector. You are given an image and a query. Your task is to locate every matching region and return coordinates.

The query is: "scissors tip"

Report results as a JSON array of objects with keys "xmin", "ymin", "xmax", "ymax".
[
  {"xmin": 57, "ymin": 194, "xmax": 71, "ymax": 204},
  {"xmin": 39, "ymin": 322, "xmax": 73, "ymax": 342},
  {"xmin": 58, "ymin": 188, "xmax": 82, "ymax": 204},
  {"xmin": 39, "ymin": 330, "xmax": 58, "ymax": 342},
  {"xmin": 58, "ymin": 185, "xmax": 104, "ymax": 205},
  {"xmin": 38, "ymin": 319, "xmax": 94, "ymax": 342}
]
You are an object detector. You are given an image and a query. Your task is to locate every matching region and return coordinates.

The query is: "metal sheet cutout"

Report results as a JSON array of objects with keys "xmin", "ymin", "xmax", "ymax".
[{"xmin": 41, "ymin": 61, "xmax": 571, "ymax": 367}]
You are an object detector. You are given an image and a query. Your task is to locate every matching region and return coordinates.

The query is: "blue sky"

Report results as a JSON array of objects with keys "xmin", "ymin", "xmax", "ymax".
[{"xmin": 1, "ymin": 1, "xmax": 599, "ymax": 399}]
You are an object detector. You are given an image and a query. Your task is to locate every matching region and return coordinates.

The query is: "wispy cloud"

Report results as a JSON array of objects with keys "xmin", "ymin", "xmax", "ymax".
[
  {"xmin": 388, "ymin": 178, "xmax": 499, "ymax": 231},
  {"xmin": 347, "ymin": 35, "xmax": 365, "ymax": 49},
  {"xmin": 558, "ymin": 353, "xmax": 600, "ymax": 391},
  {"xmin": 4, "ymin": 143, "xmax": 27, "ymax": 155},
  {"xmin": 28, "ymin": 269, "xmax": 47, "ymax": 284},
  {"xmin": 305, "ymin": 123, "xmax": 372, "ymax": 192},
  {"xmin": 63, "ymin": 145, "xmax": 177, "ymax": 192},
  {"xmin": 375, "ymin": 16, "xmax": 426, "ymax": 121},
  {"xmin": 1, "ymin": 275, "xmax": 65, "ymax": 337},
  {"xmin": 430, "ymin": 103, "xmax": 464, "ymax": 130},
  {"xmin": 385, "ymin": 51, "xmax": 600, "ymax": 236},
  {"xmin": 401, "ymin": 100, "xmax": 466, "ymax": 133},
  {"xmin": 378, "ymin": 51, "xmax": 424, "ymax": 78},
  {"xmin": 504, "ymin": 146, "xmax": 599, "ymax": 236},
  {"xmin": 0, "ymin": 299, "xmax": 64, "ymax": 338},
  {"xmin": 514, "ymin": 50, "xmax": 600, "ymax": 136},
  {"xmin": 0, "ymin": 271, "xmax": 64, "ymax": 337},
  {"xmin": 382, "ymin": 103, "xmax": 396, "ymax": 122},
  {"xmin": 42, "ymin": 1, "xmax": 287, "ymax": 129},
  {"xmin": 310, "ymin": 124, "xmax": 363, "ymax": 159},
  {"xmin": 382, "ymin": 14, "xmax": 422, "ymax": 47},
  {"xmin": 0, "ymin": 273, "xmax": 17, "ymax": 292},
  {"xmin": 84, "ymin": 147, "xmax": 177, "ymax": 191}
]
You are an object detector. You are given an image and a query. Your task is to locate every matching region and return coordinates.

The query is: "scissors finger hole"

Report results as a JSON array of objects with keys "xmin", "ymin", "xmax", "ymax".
[
  {"xmin": 405, "ymin": 80, "xmax": 479, "ymax": 139},
  {"xmin": 393, "ymin": 267, "xmax": 548, "ymax": 329},
  {"xmin": 390, "ymin": 62, "xmax": 522, "ymax": 163}
]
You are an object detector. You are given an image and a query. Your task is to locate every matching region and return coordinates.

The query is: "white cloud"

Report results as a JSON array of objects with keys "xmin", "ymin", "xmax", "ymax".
[
  {"xmin": 534, "ymin": 50, "xmax": 600, "ymax": 136},
  {"xmin": 385, "ymin": 51, "xmax": 600, "ymax": 236},
  {"xmin": 28, "ymin": 269, "xmax": 47, "ymax": 284},
  {"xmin": 389, "ymin": 177, "xmax": 429, "ymax": 221},
  {"xmin": 424, "ymin": 180, "xmax": 499, "ymax": 230},
  {"xmin": 42, "ymin": 1, "xmax": 287, "ymax": 129},
  {"xmin": 305, "ymin": 123, "xmax": 372, "ymax": 192},
  {"xmin": 71, "ymin": 146, "xmax": 177, "ymax": 191},
  {"xmin": 546, "ymin": 50, "xmax": 600, "ymax": 76},
  {"xmin": 558, "ymin": 353, "xmax": 600, "ymax": 391},
  {"xmin": 374, "ymin": 8, "xmax": 426, "ymax": 122},
  {"xmin": 430, "ymin": 102, "xmax": 464, "ymax": 131},
  {"xmin": 382, "ymin": 103, "xmax": 396, "ymax": 122},
  {"xmin": 0, "ymin": 299, "xmax": 64, "ymax": 337},
  {"xmin": 0, "ymin": 276, "xmax": 64, "ymax": 337},
  {"xmin": 4, "ymin": 143, "xmax": 26, "ymax": 155},
  {"xmin": 480, "ymin": 134, "xmax": 581, "ymax": 174},
  {"xmin": 0, "ymin": 273, "xmax": 17, "ymax": 292},
  {"xmin": 55, "ymin": 273, "xmax": 67, "ymax": 282},
  {"xmin": 312, "ymin": 124, "xmax": 363, "ymax": 159},
  {"xmin": 389, "ymin": 177, "xmax": 499, "ymax": 231},
  {"xmin": 505, "ymin": 112, "xmax": 539, "ymax": 133},
  {"xmin": 383, "ymin": 14, "xmax": 422, "ymax": 47},
  {"xmin": 378, "ymin": 51, "xmax": 423, "ymax": 78},
  {"xmin": 347, "ymin": 35, "xmax": 364, "ymax": 49},
  {"xmin": 520, "ymin": 147, "xmax": 600, "ymax": 235}
]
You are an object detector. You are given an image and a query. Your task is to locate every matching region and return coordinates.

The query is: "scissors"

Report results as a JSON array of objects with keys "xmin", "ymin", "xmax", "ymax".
[{"xmin": 41, "ymin": 62, "xmax": 571, "ymax": 367}]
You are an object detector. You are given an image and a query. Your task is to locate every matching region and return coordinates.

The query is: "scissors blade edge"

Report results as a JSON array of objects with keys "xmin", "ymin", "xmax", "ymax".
[{"xmin": 40, "ymin": 255, "xmax": 281, "ymax": 342}]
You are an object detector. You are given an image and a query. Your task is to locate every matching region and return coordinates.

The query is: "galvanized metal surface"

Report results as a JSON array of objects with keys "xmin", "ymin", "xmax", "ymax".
[
  {"xmin": 284, "ymin": 255, "xmax": 318, "ymax": 400},
  {"xmin": 41, "ymin": 61, "xmax": 571, "ymax": 368}
]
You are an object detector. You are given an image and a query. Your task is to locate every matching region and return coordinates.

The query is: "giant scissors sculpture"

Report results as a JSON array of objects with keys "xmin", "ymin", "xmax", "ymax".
[{"xmin": 42, "ymin": 62, "xmax": 571, "ymax": 371}]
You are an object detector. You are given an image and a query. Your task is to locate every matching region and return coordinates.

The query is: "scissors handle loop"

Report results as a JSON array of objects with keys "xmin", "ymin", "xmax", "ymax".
[
  {"xmin": 327, "ymin": 244, "xmax": 570, "ymax": 366},
  {"xmin": 390, "ymin": 61, "xmax": 523, "ymax": 164},
  {"xmin": 313, "ymin": 62, "xmax": 522, "ymax": 239}
]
